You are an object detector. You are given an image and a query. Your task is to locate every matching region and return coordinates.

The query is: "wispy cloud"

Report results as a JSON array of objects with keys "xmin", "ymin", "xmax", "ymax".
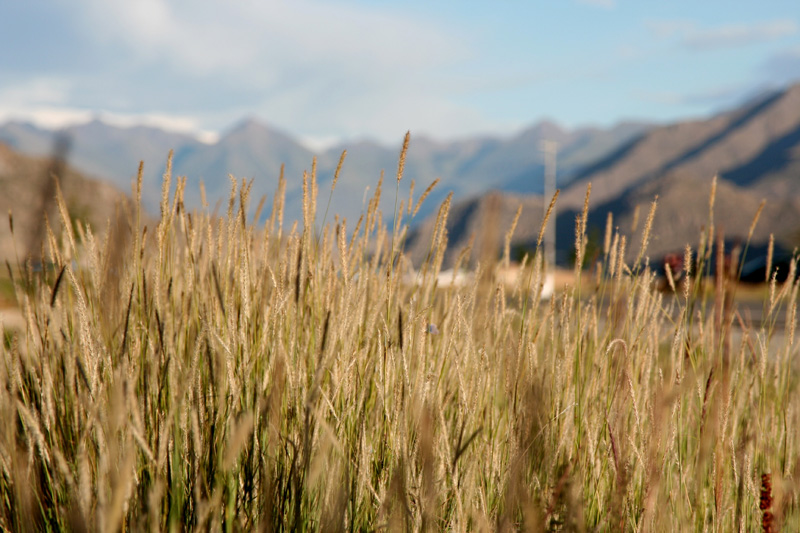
[
  {"xmin": 636, "ymin": 43, "xmax": 800, "ymax": 112},
  {"xmin": 0, "ymin": 77, "xmax": 84, "ymax": 128},
  {"xmin": 2, "ymin": 2, "xmax": 798, "ymax": 142},
  {"xmin": 0, "ymin": 101, "xmax": 221, "ymax": 143},
  {"xmin": 648, "ymin": 19, "xmax": 798, "ymax": 50},
  {"xmin": 576, "ymin": 0, "xmax": 616, "ymax": 9},
  {"xmin": 684, "ymin": 20, "xmax": 797, "ymax": 50},
  {"xmin": 2, "ymin": 0, "xmax": 475, "ymax": 143},
  {"xmin": 634, "ymin": 83, "xmax": 749, "ymax": 108},
  {"xmin": 0, "ymin": 107, "xmax": 93, "ymax": 130},
  {"xmin": 74, "ymin": 0, "xmax": 465, "ymax": 76},
  {"xmin": 645, "ymin": 19, "xmax": 695, "ymax": 39},
  {"xmin": 759, "ymin": 45, "xmax": 800, "ymax": 85},
  {"xmin": 0, "ymin": 77, "xmax": 73, "ymax": 108}
]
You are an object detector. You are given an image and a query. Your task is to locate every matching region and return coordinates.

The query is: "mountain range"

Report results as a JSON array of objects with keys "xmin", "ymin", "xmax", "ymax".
[
  {"xmin": 405, "ymin": 83, "xmax": 800, "ymax": 267},
  {"xmin": 0, "ymin": 114, "xmax": 650, "ymax": 228},
  {"xmin": 2, "ymin": 82, "xmax": 800, "ymax": 268}
]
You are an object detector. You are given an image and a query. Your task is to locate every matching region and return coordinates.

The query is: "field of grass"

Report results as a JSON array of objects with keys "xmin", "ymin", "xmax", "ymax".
[{"xmin": 0, "ymin": 145, "xmax": 798, "ymax": 531}]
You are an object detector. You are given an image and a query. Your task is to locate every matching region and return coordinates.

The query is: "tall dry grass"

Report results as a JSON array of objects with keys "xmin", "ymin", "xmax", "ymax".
[{"xmin": 0, "ymin": 144, "xmax": 799, "ymax": 531}]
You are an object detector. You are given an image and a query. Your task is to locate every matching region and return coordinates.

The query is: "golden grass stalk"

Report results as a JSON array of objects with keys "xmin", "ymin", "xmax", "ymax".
[
  {"xmin": 765, "ymin": 233, "xmax": 774, "ymax": 284},
  {"xmin": 537, "ymin": 189, "xmax": 559, "ymax": 249},
  {"xmin": 502, "ymin": 204, "xmax": 522, "ymax": 268},
  {"xmin": 634, "ymin": 195, "xmax": 658, "ymax": 270},
  {"xmin": 396, "ymin": 131, "xmax": 411, "ymax": 183},
  {"xmin": 0, "ymin": 159, "xmax": 797, "ymax": 532},
  {"xmin": 412, "ymin": 178, "xmax": 440, "ymax": 219},
  {"xmin": 603, "ymin": 211, "xmax": 613, "ymax": 258}
]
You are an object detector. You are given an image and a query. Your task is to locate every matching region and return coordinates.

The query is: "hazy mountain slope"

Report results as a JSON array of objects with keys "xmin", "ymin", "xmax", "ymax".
[
  {"xmin": 403, "ymin": 191, "xmax": 545, "ymax": 268},
  {"xmin": 408, "ymin": 83, "xmax": 800, "ymax": 267},
  {"xmin": 561, "ymin": 85, "xmax": 800, "ymax": 210},
  {"xmin": 172, "ymin": 119, "xmax": 314, "ymax": 219},
  {"xmin": 0, "ymin": 143, "xmax": 130, "ymax": 263},
  {"xmin": 499, "ymin": 121, "xmax": 652, "ymax": 194},
  {"xmin": 325, "ymin": 120, "xmax": 648, "ymax": 203},
  {"xmin": 0, "ymin": 120, "xmax": 201, "ymax": 210},
  {"xmin": 720, "ymin": 122, "xmax": 800, "ymax": 196},
  {"xmin": 65, "ymin": 121, "xmax": 203, "ymax": 209},
  {"xmin": 0, "ymin": 121, "xmax": 54, "ymax": 156},
  {"xmin": 555, "ymin": 172, "xmax": 800, "ymax": 264},
  {"xmin": 411, "ymin": 170, "xmax": 800, "ymax": 271},
  {"xmin": 0, "ymin": 117, "xmax": 650, "ymax": 228},
  {"xmin": 540, "ymin": 84, "xmax": 800, "ymax": 264}
]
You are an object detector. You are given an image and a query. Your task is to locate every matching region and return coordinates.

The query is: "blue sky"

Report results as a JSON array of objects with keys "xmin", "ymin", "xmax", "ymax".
[{"xmin": 1, "ymin": 0, "xmax": 799, "ymax": 148}]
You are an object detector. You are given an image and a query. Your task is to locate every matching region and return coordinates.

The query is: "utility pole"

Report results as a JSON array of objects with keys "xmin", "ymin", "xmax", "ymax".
[{"xmin": 541, "ymin": 140, "xmax": 557, "ymax": 268}]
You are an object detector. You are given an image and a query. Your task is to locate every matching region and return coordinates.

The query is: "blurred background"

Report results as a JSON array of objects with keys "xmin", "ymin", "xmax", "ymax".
[{"xmin": 1, "ymin": 0, "xmax": 799, "ymax": 271}]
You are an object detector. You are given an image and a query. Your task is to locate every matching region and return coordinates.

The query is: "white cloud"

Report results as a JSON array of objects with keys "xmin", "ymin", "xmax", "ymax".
[
  {"xmin": 250, "ymin": 73, "xmax": 507, "ymax": 144},
  {"xmin": 648, "ymin": 19, "xmax": 799, "ymax": 50},
  {"xmin": 0, "ymin": 107, "xmax": 93, "ymax": 130},
  {"xmin": 0, "ymin": 78, "xmax": 87, "ymax": 129},
  {"xmin": 635, "ymin": 84, "xmax": 748, "ymax": 107},
  {"xmin": 71, "ymin": 0, "xmax": 463, "ymax": 77},
  {"xmin": 0, "ymin": 73, "xmax": 218, "ymax": 140},
  {"xmin": 759, "ymin": 45, "xmax": 800, "ymax": 85},
  {"xmin": 0, "ymin": 103, "xmax": 220, "ymax": 143},
  {"xmin": 44, "ymin": 0, "xmax": 473, "ymax": 142},
  {"xmin": 635, "ymin": 44, "xmax": 800, "ymax": 113},
  {"xmin": 576, "ymin": 0, "xmax": 616, "ymax": 9},
  {"xmin": 685, "ymin": 20, "xmax": 797, "ymax": 50},
  {"xmin": 298, "ymin": 134, "xmax": 343, "ymax": 153},
  {"xmin": 97, "ymin": 111, "xmax": 221, "ymax": 143},
  {"xmin": 645, "ymin": 19, "xmax": 695, "ymax": 39},
  {"xmin": 0, "ymin": 77, "xmax": 73, "ymax": 108}
]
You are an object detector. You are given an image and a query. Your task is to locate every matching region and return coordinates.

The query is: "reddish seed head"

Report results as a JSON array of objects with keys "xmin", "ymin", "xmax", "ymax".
[{"xmin": 760, "ymin": 473, "xmax": 773, "ymax": 533}]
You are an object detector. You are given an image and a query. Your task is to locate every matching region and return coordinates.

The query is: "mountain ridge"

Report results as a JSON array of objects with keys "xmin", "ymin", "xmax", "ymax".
[
  {"xmin": 4, "ymin": 83, "xmax": 800, "ymax": 268},
  {"xmin": 0, "ymin": 115, "xmax": 652, "ymax": 226},
  {"xmin": 408, "ymin": 83, "xmax": 800, "ymax": 267}
]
